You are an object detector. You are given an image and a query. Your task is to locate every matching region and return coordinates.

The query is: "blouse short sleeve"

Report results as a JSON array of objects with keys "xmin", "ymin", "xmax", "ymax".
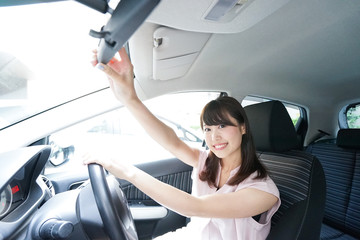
[{"xmin": 185, "ymin": 149, "xmax": 280, "ymax": 239}]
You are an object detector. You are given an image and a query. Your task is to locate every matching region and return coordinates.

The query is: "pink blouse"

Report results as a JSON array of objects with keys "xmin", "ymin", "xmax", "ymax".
[
  {"xmin": 155, "ymin": 150, "xmax": 280, "ymax": 240},
  {"xmin": 189, "ymin": 150, "xmax": 281, "ymax": 240}
]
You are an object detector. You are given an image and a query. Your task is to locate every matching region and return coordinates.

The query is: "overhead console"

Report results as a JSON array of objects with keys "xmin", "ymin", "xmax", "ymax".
[
  {"xmin": 146, "ymin": 0, "xmax": 293, "ymax": 34},
  {"xmin": 128, "ymin": 0, "xmax": 294, "ymax": 87}
]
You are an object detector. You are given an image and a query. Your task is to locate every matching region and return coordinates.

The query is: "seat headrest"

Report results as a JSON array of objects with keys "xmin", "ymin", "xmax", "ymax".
[
  {"xmin": 244, "ymin": 100, "xmax": 300, "ymax": 152},
  {"xmin": 336, "ymin": 129, "xmax": 360, "ymax": 149}
]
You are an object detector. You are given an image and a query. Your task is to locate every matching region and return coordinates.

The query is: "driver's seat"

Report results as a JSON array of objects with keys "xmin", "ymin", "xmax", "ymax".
[{"xmin": 244, "ymin": 101, "xmax": 326, "ymax": 240}]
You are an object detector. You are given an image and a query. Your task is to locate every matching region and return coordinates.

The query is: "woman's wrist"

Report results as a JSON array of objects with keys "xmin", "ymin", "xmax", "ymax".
[{"xmin": 123, "ymin": 95, "xmax": 142, "ymax": 109}]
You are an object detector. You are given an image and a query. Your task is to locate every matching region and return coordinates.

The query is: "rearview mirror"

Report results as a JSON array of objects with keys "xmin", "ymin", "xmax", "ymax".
[{"xmin": 89, "ymin": 0, "xmax": 161, "ymax": 64}]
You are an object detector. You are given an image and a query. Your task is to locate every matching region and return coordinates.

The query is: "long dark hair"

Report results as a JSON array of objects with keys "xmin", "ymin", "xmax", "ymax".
[{"xmin": 199, "ymin": 96, "xmax": 267, "ymax": 187}]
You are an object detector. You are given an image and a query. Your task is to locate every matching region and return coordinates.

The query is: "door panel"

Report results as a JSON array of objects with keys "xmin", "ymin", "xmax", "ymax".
[
  {"xmin": 120, "ymin": 158, "xmax": 193, "ymax": 239},
  {"xmin": 47, "ymin": 157, "xmax": 193, "ymax": 239}
]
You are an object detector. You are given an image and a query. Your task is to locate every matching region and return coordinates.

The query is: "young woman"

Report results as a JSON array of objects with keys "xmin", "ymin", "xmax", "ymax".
[{"xmin": 83, "ymin": 48, "xmax": 280, "ymax": 239}]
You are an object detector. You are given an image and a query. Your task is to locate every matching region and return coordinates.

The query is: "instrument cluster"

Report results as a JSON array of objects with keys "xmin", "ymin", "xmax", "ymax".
[{"xmin": 0, "ymin": 180, "xmax": 25, "ymax": 220}]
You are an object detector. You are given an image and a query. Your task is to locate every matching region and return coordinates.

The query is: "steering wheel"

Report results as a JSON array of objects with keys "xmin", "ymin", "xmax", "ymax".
[{"xmin": 88, "ymin": 163, "xmax": 138, "ymax": 240}]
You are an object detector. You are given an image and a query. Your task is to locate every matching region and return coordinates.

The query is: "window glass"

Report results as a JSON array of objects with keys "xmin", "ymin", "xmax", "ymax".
[
  {"xmin": 242, "ymin": 96, "xmax": 302, "ymax": 126},
  {"xmin": 346, "ymin": 103, "xmax": 360, "ymax": 128},
  {"xmin": 0, "ymin": 1, "xmax": 109, "ymax": 130},
  {"xmin": 44, "ymin": 92, "xmax": 220, "ymax": 174}
]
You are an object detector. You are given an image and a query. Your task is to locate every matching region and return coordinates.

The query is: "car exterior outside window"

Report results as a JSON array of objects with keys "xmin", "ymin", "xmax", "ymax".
[
  {"xmin": 44, "ymin": 92, "xmax": 220, "ymax": 174},
  {"xmin": 346, "ymin": 103, "xmax": 360, "ymax": 128},
  {"xmin": 242, "ymin": 96, "xmax": 302, "ymax": 127},
  {"xmin": 0, "ymin": 1, "xmax": 109, "ymax": 130}
]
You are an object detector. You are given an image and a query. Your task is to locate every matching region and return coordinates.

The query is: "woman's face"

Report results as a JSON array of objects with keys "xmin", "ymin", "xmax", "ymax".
[{"xmin": 203, "ymin": 115, "xmax": 245, "ymax": 160}]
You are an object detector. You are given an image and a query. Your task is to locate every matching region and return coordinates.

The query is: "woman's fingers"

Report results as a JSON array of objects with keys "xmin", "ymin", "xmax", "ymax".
[
  {"xmin": 82, "ymin": 152, "xmax": 105, "ymax": 167},
  {"xmin": 91, "ymin": 47, "xmax": 135, "ymax": 104},
  {"xmin": 118, "ymin": 48, "xmax": 131, "ymax": 64},
  {"xmin": 96, "ymin": 63, "xmax": 119, "ymax": 81},
  {"xmin": 91, "ymin": 49, "xmax": 98, "ymax": 66},
  {"xmin": 82, "ymin": 152, "xmax": 97, "ymax": 165}
]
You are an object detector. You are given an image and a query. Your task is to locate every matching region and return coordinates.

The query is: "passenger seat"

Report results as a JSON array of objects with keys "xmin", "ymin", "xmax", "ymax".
[
  {"xmin": 306, "ymin": 129, "xmax": 360, "ymax": 239},
  {"xmin": 244, "ymin": 100, "xmax": 326, "ymax": 240}
]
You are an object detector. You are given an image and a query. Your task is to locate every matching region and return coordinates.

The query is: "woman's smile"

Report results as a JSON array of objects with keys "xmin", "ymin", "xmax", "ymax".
[{"xmin": 213, "ymin": 143, "xmax": 228, "ymax": 150}]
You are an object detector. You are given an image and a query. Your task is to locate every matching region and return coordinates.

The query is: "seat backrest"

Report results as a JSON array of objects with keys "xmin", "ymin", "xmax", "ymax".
[
  {"xmin": 244, "ymin": 100, "xmax": 326, "ymax": 240},
  {"xmin": 306, "ymin": 128, "xmax": 360, "ymax": 238}
]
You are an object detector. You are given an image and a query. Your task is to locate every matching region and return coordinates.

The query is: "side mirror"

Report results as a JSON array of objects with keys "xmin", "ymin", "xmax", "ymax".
[{"xmin": 49, "ymin": 145, "xmax": 75, "ymax": 166}]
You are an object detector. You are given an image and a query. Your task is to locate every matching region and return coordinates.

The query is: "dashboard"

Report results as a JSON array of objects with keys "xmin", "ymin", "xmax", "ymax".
[
  {"xmin": 0, "ymin": 146, "xmax": 52, "ymax": 239},
  {"xmin": 1, "ymin": 145, "xmax": 149, "ymax": 240},
  {"xmin": 1, "ymin": 145, "xmax": 121, "ymax": 240}
]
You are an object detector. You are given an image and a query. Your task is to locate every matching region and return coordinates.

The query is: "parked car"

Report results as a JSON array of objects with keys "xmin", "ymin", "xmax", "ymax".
[{"xmin": 0, "ymin": 0, "xmax": 359, "ymax": 239}]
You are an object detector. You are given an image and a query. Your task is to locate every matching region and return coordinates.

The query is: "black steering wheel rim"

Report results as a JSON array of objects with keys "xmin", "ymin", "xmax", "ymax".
[{"xmin": 88, "ymin": 163, "xmax": 137, "ymax": 240}]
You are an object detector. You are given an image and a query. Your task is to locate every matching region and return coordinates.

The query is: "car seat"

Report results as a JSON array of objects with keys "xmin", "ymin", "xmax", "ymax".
[{"xmin": 244, "ymin": 100, "xmax": 326, "ymax": 240}]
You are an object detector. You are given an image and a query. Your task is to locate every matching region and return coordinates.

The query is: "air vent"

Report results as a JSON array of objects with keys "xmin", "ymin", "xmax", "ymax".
[{"xmin": 42, "ymin": 176, "xmax": 55, "ymax": 197}]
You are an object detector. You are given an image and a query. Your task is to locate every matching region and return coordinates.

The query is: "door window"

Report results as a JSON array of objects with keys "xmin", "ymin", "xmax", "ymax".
[
  {"xmin": 44, "ymin": 92, "xmax": 220, "ymax": 174},
  {"xmin": 242, "ymin": 96, "xmax": 303, "ymax": 127},
  {"xmin": 346, "ymin": 103, "xmax": 360, "ymax": 128}
]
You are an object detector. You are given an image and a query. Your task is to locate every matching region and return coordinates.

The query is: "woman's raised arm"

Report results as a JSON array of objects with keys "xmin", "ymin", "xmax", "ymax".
[{"xmin": 92, "ymin": 48, "xmax": 200, "ymax": 168}]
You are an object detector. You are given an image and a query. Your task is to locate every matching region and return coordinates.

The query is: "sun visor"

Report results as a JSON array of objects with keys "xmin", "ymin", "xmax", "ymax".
[{"xmin": 153, "ymin": 27, "xmax": 211, "ymax": 81}]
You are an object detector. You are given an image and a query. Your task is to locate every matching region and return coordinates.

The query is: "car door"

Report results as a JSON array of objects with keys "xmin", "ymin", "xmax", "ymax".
[
  {"xmin": 122, "ymin": 158, "xmax": 193, "ymax": 239},
  {"xmin": 44, "ymin": 154, "xmax": 192, "ymax": 239}
]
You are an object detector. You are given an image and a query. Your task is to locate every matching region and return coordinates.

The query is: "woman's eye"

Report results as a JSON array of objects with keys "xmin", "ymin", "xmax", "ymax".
[
  {"xmin": 204, "ymin": 128, "xmax": 210, "ymax": 132},
  {"xmin": 219, "ymin": 124, "xmax": 226, "ymax": 129}
]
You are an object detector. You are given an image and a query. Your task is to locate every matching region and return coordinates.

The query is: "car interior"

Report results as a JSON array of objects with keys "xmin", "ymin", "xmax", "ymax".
[{"xmin": 0, "ymin": 0, "xmax": 359, "ymax": 239}]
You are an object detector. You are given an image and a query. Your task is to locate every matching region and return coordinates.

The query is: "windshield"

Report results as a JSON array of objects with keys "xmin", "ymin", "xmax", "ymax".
[{"xmin": 0, "ymin": 1, "xmax": 111, "ymax": 130}]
